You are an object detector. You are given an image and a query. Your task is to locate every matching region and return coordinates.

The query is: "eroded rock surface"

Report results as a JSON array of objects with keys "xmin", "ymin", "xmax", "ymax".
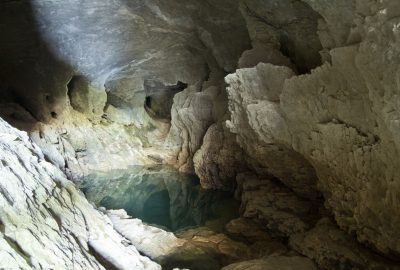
[
  {"xmin": 290, "ymin": 218, "xmax": 400, "ymax": 270},
  {"xmin": 225, "ymin": 0, "xmax": 400, "ymax": 257},
  {"xmin": 221, "ymin": 256, "xmax": 317, "ymax": 270},
  {"xmin": 1, "ymin": 0, "xmax": 400, "ymax": 268},
  {"xmin": 0, "ymin": 118, "xmax": 160, "ymax": 270},
  {"xmin": 235, "ymin": 173, "xmax": 319, "ymax": 238},
  {"xmin": 106, "ymin": 209, "xmax": 185, "ymax": 260}
]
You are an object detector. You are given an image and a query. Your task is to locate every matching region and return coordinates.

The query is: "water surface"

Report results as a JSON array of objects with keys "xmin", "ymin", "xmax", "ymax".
[{"xmin": 79, "ymin": 165, "xmax": 239, "ymax": 232}]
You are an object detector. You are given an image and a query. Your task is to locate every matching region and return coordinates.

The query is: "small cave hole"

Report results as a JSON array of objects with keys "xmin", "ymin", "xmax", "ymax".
[
  {"xmin": 50, "ymin": 112, "xmax": 58, "ymax": 119},
  {"xmin": 174, "ymin": 81, "xmax": 188, "ymax": 92},
  {"xmin": 144, "ymin": 80, "xmax": 188, "ymax": 121},
  {"xmin": 145, "ymin": 96, "xmax": 152, "ymax": 108}
]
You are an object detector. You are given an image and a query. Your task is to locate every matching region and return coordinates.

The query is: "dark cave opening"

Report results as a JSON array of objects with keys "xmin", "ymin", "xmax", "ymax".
[{"xmin": 144, "ymin": 80, "xmax": 188, "ymax": 120}]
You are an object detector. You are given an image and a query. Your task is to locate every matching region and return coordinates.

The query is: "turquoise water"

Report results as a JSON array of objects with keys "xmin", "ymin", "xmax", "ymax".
[{"xmin": 79, "ymin": 165, "xmax": 239, "ymax": 232}]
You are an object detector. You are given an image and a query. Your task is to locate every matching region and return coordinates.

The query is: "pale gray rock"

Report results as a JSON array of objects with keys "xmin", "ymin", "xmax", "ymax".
[
  {"xmin": 106, "ymin": 209, "xmax": 186, "ymax": 260},
  {"xmin": 225, "ymin": 0, "xmax": 400, "ymax": 257},
  {"xmin": 279, "ymin": 4, "xmax": 400, "ymax": 255},
  {"xmin": 165, "ymin": 85, "xmax": 217, "ymax": 172},
  {"xmin": 225, "ymin": 63, "xmax": 319, "ymax": 198},
  {"xmin": 302, "ymin": 0, "xmax": 357, "ymax": 50},
  {"xmin": 0, "ymin": 118, "xmax": 160, "ymax": 270}
]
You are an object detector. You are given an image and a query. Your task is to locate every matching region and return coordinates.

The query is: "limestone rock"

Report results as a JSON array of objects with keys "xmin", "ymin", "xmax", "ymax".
[
  {"xmin": 225, "ymin": 0, "xmax": 400, "ymax": 257},
  {"xmin": 0, "ymin": 0, "xmax": 249, "ymax": 122},
  {"xmin": 106, "ymin": 209, "xmax": 186, "ymax": 260},
  {"xmin": 68, "ymin": 75, "xmax": 107, "ymax": 119},
  {"xmin": 239, "ymin": 0, "xmax": 323, "ymax": 73},
  {"xmin": 0, "ymin": 117, "xmax": 160, "ymax": 270},
  {"xmin": 225, "ymin": 63, "xmax": 319, "ymax": 198},
  {"xmin": 193, "ymin": 123, "xmax": 247, "ymax": 191},
  {"xmin": 165, "ymin": 86, "xmax": 217, "ymax": 172},
  {"xmin": 225, "ymin": 218, "xmax": 288, "ymax": 257},
  {"xmin": 236, "ymin": 173, "xmax": 318, "ymax": 238},
  {"xmin": 0, "ymin": 0, "xmax": 250, "ymax": 180},
  {"xmin": 221, "ymin": 256, "xmax": 317, "ymax": 270},
  {"xmin": 302, "ymin": 0, "xmax": 357, "ymax": 50},
  {"xmin": 2, "ymin": 0, "xmax": 400, "ymax": 265},
  {"xmin": 290, "ymin": 218, "xmax": 400, "ymax": 270},
  {"xmin": 175, "ymin": 227, "xmax": 252, "ymax": 268},
  {"xmin": 278, "ymin": 4, "xmax": 400, "ymax": 255}
]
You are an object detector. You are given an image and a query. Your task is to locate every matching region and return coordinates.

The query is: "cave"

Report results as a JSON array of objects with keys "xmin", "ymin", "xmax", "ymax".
[
  {"xmin": 1, "ymin": 1, "xmax": 400, "ymax": 270},
  {"xmin": 144, "ymin": 80, "xmax": 188, "ymax": 120}
]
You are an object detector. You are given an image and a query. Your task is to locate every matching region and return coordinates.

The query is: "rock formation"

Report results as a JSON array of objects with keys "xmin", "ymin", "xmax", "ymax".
[
  {"xmin": 1, "ymin": 0, "xmax": 400, "ymax": 269},
  {"xmin": 0, "ymin": 118, "xmax": 159, "ymax": 270},
  {"xmin": 225, "ymin": 0, "xmax": 400, "ymax": 259}
]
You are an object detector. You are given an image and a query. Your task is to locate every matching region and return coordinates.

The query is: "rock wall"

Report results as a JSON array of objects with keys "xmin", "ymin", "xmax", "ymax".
[
  {"xmin": 0, "ymin": 117, "xmax": 160, "ymax": 269},
  {"xmin": 224, "ymin": 0, "xmax": 400, "ymax": 261},
  {"xmin": 1, "ymin": 0, "xmax": 400, "ymax": 268},
  {"xmin": 0, "ymin": 0, "xmax": 250, "ymax": 176}
]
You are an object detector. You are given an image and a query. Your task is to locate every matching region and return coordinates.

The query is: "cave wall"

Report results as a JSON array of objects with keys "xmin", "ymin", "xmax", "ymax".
[
  {"xmin": 1, "ymin": 0, "xmax": 400, "ymax": 269},
  {"xmin": 0, "ymin": 0, "xmax": 249, "ymax": 122},
  {"xmin": 0, "ymin": 118, "xmax": 160, "ymax": 270},
  {"xmin": 0, "ymin": 0, "xmax": 250, "ymax": 177},
  {"xmin": 224, "ymin": 0, "xmax": 400, "ymax": 259}
]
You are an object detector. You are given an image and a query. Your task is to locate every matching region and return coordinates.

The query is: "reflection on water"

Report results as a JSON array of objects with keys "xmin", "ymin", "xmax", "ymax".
[{"xmin": 79, "ymin": 165, "xmax": 239, "ymax": 232}]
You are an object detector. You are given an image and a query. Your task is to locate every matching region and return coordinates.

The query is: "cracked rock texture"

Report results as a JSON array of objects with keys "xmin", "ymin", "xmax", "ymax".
[
  {"xmin": 224, "ymin": 0, "xmax": 400, "ymax": 261},
  {"xmin": 235, "ymin": 173, "xmax": 319, "ymax": 238},
  {"xmin": 289, "ymin": 218, "xmax": 400, "ymax": 270},
  {"xmin": 1, "ymin": 0, "xmax": 400, "ymax": 269},
  {"xmin": 221, "ymin": 256, "xmax": 317, "ymax": 270},
  {"xmin": 0, "ymin": 118, "xmax": 160, "ymax": 269}
]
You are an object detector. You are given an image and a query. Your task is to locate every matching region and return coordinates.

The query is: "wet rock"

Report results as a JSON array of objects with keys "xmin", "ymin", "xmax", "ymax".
[
  {"xmin": 221, "ymin": 256, "xmax": 317, "ymax": 270},
  {"xmin": 236, "ymin": 173, "xmax": 319, "ymax": 238},
  {"xmin": 290, "ymin": 218, "xmax": 400, "ymax": 270},
  {"xmin": 175, "ymin": 227, "xmax": 252, "ymax": 268},
  {"xmin": 106, "ymin": 209, "xmax": 185, "ymax": 260},
  {"xmin": 225, "ymin": 218, "xmax": 288, "ymax": 257}
]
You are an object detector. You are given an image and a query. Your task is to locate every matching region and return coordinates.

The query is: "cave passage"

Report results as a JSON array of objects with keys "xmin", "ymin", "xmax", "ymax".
[{"xmin": 1, "ymin": 0, "xmax": 400, "ymax": 269}]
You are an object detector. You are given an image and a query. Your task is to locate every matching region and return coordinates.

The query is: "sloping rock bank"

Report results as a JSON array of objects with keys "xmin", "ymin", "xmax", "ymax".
[{"xmin": 0, "ymin": 118, "xmax": 159, "ymax": 270}]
